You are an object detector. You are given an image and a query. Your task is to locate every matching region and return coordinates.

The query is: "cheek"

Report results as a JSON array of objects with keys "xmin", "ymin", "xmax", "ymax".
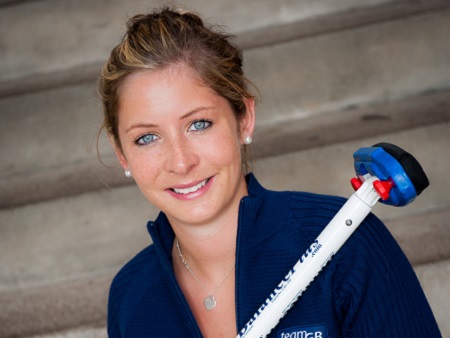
[
  {"xmin": 206, "ymin": 133, "xmax": 242, "ymax": 167},
  {"xmin": 128, "ymin": 152, "xmax": 162, "ymax": 185}
]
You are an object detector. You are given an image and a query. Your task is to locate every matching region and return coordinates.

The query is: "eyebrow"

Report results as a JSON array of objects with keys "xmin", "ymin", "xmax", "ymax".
[
  {"xmin": 180, "ymin": 106, "xmax": 215, "ymax": 120},
  {"xmin": 125, "ymin": 106, "xmax": 216, "ymax": 133}
]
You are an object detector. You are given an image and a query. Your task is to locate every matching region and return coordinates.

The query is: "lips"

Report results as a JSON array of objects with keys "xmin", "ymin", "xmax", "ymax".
[{"xmin": 169, "ymin": 177, "xmax": 212, "ymax": 195}]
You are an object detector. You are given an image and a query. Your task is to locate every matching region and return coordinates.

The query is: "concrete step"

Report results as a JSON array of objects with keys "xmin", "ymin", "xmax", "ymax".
[
  {"xmin": 415, "ymin": 259, "xmax": 450, "ymax": 337},
  {"xmin": 2, "ymin": 8, "xmax": 450, "ymax": 208},
  {"xmin": 0, "ymin": 1, "xmax": 35, "ymax": 8},
  {"xmin": 0, "ymin": 273, "xmax": 111, "ymax": 338},
  {"xmin": 387, "ymin": 207, "xmax": 450, "ymax": 266},
  {"xmin": 30, "ymin": 328, "xmax": 107, "ymax": 338},
  {"xmin": 1, "ymin": 0, "xmax": 449, "ymax": 93},
  {"xmin": 0, "ymin": 184, "xmax": 154, "ymax": 292},
  {"xmin": 246, "ymin": 9, "xmax": 450, "ymax": 129}
]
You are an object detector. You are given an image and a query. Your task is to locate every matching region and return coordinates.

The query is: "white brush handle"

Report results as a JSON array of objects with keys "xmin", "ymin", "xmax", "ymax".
[{"xmin": 237, "ymin": 175, "xmax": 380, "ymax": 338}]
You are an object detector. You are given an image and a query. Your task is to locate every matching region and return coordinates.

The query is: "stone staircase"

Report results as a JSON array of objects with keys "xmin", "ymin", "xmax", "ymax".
[{"xmin": 1, "ymin": 0, "xmax": 449, "ymax": 337}]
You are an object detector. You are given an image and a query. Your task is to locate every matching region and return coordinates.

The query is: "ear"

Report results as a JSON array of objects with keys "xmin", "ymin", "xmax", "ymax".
[
  {"xmin": 239, "ymin": 97, "xmax": 256, "ymax": 143},
  {"xmin": 108, "ymin": 135, "xmax": 129, "ymax": 170}
]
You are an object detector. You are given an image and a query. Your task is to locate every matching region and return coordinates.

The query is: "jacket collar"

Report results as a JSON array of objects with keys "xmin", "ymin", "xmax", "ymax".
[{"xmin": 147, "ymin": 173, "xmax": 291, "ymax": 260}]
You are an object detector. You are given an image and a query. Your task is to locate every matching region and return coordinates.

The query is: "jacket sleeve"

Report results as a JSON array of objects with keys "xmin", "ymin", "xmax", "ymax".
[
  {"xmin": 107, "ymin": 246, "xmax": 154, "ymax": 338},
  {"xmin": 107, "ymin": 274, "xmax": 123, "ymax": 338},
  {"xmin": 334, "ymin": 213, "xmax": 441, "ymax": 337}
]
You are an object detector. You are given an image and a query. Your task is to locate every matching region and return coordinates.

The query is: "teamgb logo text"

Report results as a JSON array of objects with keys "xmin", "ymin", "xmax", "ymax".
[{"xmin": 278, "ymin": 324, "xmax": 328, "ymax": 338}]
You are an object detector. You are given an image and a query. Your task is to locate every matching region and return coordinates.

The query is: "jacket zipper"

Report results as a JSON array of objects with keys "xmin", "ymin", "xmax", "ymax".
[{"xmin": 149, "ymin": 221, "xmax": 204, "ymax": 337}]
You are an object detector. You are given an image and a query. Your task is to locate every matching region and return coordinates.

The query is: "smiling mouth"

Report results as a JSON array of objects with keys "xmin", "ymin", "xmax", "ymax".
[{"xmin": 170, "ymin": 178, "xmax": 211, "ymax": 195}]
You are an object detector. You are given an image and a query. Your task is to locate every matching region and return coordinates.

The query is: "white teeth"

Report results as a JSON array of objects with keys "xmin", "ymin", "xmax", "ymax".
[{"xmin": 173, "ymin": 179, "xmax": 208, "ymax": 194}]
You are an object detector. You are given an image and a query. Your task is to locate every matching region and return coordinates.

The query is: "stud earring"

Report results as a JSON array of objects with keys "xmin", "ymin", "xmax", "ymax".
[
  {"xmin": 244, "ymin": 136, "xmax": 253, "ymax": 145},
  {"xmin": 124, "ymin": 170, "xmax": 132, "ymax": 178}
]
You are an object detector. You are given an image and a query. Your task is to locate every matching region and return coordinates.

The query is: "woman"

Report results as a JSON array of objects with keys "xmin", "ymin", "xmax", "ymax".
[{"xmin": 98, "ymin": 7, "xmax": 441, "ymax": 337}]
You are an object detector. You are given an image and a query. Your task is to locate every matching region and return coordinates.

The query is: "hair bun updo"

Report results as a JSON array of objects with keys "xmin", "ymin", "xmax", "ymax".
[{"xmin": 98, "ymin": 7, "xmax": 256, "ymax": 151}]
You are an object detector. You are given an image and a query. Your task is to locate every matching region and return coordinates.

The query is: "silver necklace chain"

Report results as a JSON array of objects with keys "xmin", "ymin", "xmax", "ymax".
[{"xmin": 175, "ymin": 238, "xmax": 235, "ymax": 311}]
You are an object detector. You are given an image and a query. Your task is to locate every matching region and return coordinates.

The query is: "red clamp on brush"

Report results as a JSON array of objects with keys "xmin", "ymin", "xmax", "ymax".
[
  {"xmin": 350, "ymin": 177, "xmax": 363, "ymax": 191},
  {"xmin": 373, "ymin": 179, "xmax": 395, "ymax": 201}
]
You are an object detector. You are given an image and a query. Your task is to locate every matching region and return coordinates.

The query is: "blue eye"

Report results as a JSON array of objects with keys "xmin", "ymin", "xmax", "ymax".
[
  {"xmin": 189, "ymin": 120, "xmax": 211, "ymax": 131},
  {"xmin": 136, "ymin": 133, "xmax": 158, "ymax": 146}
]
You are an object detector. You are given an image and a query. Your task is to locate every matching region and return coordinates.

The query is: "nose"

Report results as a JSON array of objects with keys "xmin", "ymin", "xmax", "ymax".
[{"xmin": 163, "ymin": 136, "xmax": 199, "ymax": 175}]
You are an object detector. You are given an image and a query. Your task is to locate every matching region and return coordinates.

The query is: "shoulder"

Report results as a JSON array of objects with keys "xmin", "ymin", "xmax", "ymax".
[
  {"xmin": 263, "ymin": 186, "xmax": 398, "ymax": 273},
  {"xmin": 107, "ymin": 244, "xmax": 160, "ymax": 335},
  {"xmin": 331, "ymin": 212, "xmax": 441, "ymax": 335},
  {"xmin": 262, "ymin": 185, "xmax": 406, "ymax": 283},
  {"xmin": 279, "ymin": 188, "xmax": 392, "ymax": 260},
  {"xmin": 248, "ymin": 174, "xmax": 346, "ymax": 225},
  {"xmin": 288, "ymin": 190, "xmax": 346, "ymax": 220},
  {"xmin": 255, "ymin": 181, "xmax": 440, "ymax": 334},
  {"xmin": 271, "ymin": 187, "xmax": 348, "ymax": 235},
  {"xmin": 249, "ymin": 175, "xmax": 351, "ymax": 242}
]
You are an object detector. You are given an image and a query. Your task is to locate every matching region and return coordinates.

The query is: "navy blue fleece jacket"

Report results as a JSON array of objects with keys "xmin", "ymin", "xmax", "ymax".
[{"xmin": 107, "ymin": 174, "xmax": 441, "ymax": 337}]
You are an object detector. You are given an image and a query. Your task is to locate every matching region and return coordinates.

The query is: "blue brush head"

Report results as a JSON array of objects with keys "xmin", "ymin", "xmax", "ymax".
[{"xmin": 353, "ymin": 143, "xmax": 429, "ymax": 206}]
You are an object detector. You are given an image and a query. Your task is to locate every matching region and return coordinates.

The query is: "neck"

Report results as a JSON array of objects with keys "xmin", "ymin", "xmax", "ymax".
[
  {"xmin": 171, "ymin": 212, "xmax": 239, "ymax": 286},
  {"xmin": 169, "ymin": 174, "xmax": 248, "ymax": 284},
  {"xmin": 174, "ymin": 220, "xmax": 236, "ymax": 269}
]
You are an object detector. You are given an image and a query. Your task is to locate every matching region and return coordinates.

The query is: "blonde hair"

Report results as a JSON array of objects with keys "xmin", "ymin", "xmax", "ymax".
[{"xmin": 98, "ymin": 7, "xmax": 256, "ymax": 150}]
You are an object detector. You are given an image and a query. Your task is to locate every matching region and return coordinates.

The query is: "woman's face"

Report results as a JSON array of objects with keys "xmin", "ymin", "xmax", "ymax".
[{"xmin": 114, "ymin": 64, "xmax": 255, "ymax": 229}]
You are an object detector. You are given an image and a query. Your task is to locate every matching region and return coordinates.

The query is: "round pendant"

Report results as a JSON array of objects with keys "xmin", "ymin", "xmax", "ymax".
[{"xmin": 204, "ymin": 295, "xmax": 217, "ymax": 311}]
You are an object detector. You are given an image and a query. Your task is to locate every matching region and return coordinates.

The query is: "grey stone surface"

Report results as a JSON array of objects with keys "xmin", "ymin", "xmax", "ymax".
[
  {"xmin": 253, "ymin": 89, "xmax": 450, "ymax": 159},
  {"xmin": 386, "ymin": 208, "xmax": 450, "ymax": 266},
  {"xmin": 415, "ymin": 259, "xmax": 450, "ymax": 337},
  {"xmin": 0, "ymin": 156, "xmax": 128, "ymax": 208},
  {"xmin": 236, "ymin": 0, "xmax": 450, "ymax": 50},
  {"xmin": 0, "ymin": 0, "xmax": 399, "ymax": 81},
  {"xmin": 246, "ymin": 9, "xmax": 450, "ymax": 128},
  {"xmin": 0, "ymin": 83, "xmax": 103, "ymax": 177},
  {"xmin": 31, "ymin": 328, "xmax": 107, "ymax": 338},
  {"xmin": 3, "ymin": 1, "xmax": 450, "ymax": 99},
  {"xmin": 0, "ymin": 184, "xmax": 154, "ymax": 291},
  {"xmin": 0, "ymin": 274, "xmax": 111, "ymax": 338}
]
